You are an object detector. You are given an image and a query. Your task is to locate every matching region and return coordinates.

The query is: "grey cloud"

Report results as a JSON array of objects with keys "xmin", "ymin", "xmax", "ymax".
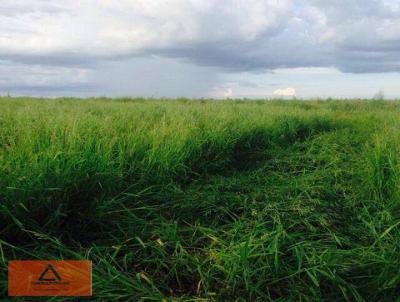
[
  {"xmin": 152, "ymin": 29, "xmax": 331, "ymax": 73},
  {"xmin": 308, "ymin": 0, "xmax": 400, "ymax": 72},
  {"xmin": 92, "ymin": 56, "xmax": 219, "ymax": 97},
  {"xmin": 151, "ymin": 0, "xmax": 400, "ymax": 73},
  {"xmin": 0, "ymin": 0, "xmax": 400, "ymax": 99},
  {"xmin": 112, "ymin": 1, "xmax": 398, "ymax": 74},
  {"xmin": 0, "ymin": 83, "xmax": 95, "ymax": 94},
  {"xmin": 0, "ymin": 53, "xmax": 100, "ymax": 68},
  {"xmin": 0, "ymin": 0, "xmax": 65, "ymax": 17},
  {"xmin": 309, "ymin": 0, "xmax": 393, "ymax": 19}
]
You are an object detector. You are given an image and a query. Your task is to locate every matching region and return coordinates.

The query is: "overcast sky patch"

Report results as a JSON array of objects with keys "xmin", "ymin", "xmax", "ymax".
[{"xmin": 0, "ymin": 0, "xmax": 399, "ymax": 98}]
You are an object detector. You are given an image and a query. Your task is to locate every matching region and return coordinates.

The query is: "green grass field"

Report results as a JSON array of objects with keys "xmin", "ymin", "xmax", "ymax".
[{"xmin": 1, "ymin": 97, "xmax": 400, "ymax": 301}]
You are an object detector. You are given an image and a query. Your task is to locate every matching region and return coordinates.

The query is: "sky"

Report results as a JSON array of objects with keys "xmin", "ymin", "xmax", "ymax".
[{"xmin": 1, "ymin": 0, "xmax": 400, "ymax": 99}]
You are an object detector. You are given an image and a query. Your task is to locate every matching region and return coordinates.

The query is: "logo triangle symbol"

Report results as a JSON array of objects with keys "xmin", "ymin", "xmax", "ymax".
[{"xmin": 38, "ymin": 264, "xmax": 62, "ymax": 281}]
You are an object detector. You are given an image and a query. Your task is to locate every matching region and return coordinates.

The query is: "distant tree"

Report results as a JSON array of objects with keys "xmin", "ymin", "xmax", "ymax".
[{"xmin": 373, "ymin": 90, "xmax": 385, "ymax": 101}]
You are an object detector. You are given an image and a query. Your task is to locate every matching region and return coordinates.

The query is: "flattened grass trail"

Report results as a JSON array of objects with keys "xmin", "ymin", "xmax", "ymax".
[{"xmin": 1, "ymin": 98, "xmax": 400, "ymax": 301}]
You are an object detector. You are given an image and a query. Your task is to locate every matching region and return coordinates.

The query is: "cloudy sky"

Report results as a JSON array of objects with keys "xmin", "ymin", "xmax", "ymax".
[{"xmin": 1, "ymin": 0, "xmax": 400, "ymax": 98}]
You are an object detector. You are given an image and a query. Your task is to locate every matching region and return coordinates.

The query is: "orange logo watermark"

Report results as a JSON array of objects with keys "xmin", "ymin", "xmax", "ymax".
[{"xmin": 8, "ymin": 260, "xmax": 92, "ymax": 297}]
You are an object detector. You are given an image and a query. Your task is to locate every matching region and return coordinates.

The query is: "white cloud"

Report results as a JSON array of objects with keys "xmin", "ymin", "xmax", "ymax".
[
  {"xmin": 0, "ymin": 0, "xmax": 291, "ymax": 58},
  {"xmin": 273, "ymin": 87, "xmax": 296, "ymax": 97},
  {"xmin": 210, "ymin": 86, "xmax": 233, "ymax": 98}
]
